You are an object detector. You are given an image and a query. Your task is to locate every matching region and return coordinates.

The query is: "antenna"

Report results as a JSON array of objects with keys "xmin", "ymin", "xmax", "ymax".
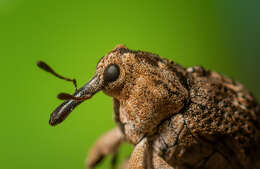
[{"xmin": 37, "ymin": 61, "xmax": 78, "ymax": 91}]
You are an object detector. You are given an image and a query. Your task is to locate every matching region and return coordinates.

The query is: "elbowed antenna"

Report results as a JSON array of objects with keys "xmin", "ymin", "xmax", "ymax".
[
  {"xmin": 36, "ymin": 61, "xmax": 78, "ymax": 91},
  {"xmin": 37, "ymin": 60, "xmax": 103, "ymax": 126}
]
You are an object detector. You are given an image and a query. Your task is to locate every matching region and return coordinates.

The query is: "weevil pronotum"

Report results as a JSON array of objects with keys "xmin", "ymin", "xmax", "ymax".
[{"xmin": 37, "ymin": 45, "xmax": 260, "ymax": 169}]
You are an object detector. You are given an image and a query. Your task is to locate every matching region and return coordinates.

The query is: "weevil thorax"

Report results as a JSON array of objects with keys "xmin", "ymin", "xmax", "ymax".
[{"xmin": 96, "ymin": 45, "xmax": 189, "ymax": 144}]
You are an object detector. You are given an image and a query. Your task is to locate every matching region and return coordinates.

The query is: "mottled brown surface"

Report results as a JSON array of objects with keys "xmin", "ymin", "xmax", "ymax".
[{"xmin": 86, "ymin": 45, "xmax": 260, "ymax": 169}]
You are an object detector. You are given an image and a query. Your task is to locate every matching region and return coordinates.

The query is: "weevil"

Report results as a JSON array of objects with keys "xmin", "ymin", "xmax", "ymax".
[{"xmin": 37, "ymin": 45, "xmax": 260, "ymax": 169}]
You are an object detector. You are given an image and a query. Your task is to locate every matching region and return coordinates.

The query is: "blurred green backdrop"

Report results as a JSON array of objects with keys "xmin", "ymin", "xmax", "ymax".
[{"xmin": 0, "ymin": 1, "xmax": 259, "ymax": 169}]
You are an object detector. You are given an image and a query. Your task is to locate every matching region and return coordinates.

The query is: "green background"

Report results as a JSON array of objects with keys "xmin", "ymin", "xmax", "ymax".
[{"xmin": 0, "ymin": 1, "xmax": 259, "ymax": 169}]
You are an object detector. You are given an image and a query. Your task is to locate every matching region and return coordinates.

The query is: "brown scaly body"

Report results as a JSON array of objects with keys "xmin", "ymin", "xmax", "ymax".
[
  {"xmin": 40, "ymin": 45, "xmax": 260, "ymax": 169},
  {"xmin": 153, "ymin": 66, "xmax": 260, "ymax": 169}
]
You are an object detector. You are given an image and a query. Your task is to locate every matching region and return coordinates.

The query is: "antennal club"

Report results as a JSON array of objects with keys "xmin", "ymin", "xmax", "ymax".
[{"xmin": 37, "ymin": 61, "xmax": 78, "ymax": 91}]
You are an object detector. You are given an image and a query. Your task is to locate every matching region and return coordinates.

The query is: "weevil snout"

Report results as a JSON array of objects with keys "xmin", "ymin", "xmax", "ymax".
[
  {"xmin": 49, "ymin": 75, "xmax": 103, "ymax": 126},
  {"xmin": 38, "ymin": 45, "xmax": 127, "ymax": 126},
  {"xmin": 37, "ymin": 60, "xmax": 105, "ymax": 126}
]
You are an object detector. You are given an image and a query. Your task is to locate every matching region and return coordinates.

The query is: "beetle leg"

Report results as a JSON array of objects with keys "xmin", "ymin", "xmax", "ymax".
[
  {"xmin": 86, "ymin": 127, "xmax": 124, "ymax": 169},
  {"xmin": 127, "ymin": 137, "xmax": 174, "ymax": 169},
  {"xmin": 127, "ymin": 138, "xmax": 149, "ymax": 169},
  {"xmin": 152, "ymin": 153, "xmax": 174, "ymax": 169},
  {"xmin": 110, "ymin": 151, "xmax": 119, "ymax": 169}
]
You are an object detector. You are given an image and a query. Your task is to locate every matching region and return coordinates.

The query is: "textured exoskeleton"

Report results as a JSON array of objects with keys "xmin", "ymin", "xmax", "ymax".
[{"xmin": 47, "ymin": 45, "xmax": 260, "ymax": 169}]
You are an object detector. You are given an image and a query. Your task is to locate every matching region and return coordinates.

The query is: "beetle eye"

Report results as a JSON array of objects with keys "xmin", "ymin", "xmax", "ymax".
[{"xmin": 104, "ymin": 64, "xmax": 120, "ymax": 83}]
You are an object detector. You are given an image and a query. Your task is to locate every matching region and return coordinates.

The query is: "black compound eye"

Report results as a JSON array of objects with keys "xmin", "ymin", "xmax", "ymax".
[{"xmin": 104, "ymin": 64, "xmax": 120, "ymax": 83}]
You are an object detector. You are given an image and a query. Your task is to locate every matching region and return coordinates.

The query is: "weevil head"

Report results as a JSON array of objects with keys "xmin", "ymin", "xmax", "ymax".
[
  {"xmin": 94, "ymin": 44, "xmax": 153, "ymax": 98},
  {"xmin": 49, "ymin": 45, "xmax": 133, "ymax": 125},
  {"xmin": 49, "ymin": 44, "xmax": 188, "ymax": 126},
  {"xmin": 95, "ymin": 45, "xmax": 130, "ymax": 97}
]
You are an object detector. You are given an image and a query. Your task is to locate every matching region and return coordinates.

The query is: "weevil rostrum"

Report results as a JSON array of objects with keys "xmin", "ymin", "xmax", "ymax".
[{"xmin": 37, "ymin": 45, "xmax": 260, "ymax": 169}]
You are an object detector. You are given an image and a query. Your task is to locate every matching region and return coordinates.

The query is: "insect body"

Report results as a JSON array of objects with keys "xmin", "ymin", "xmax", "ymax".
[{"xmin": 38, "ymin": 45, "xmax": 260, "ymax": 169}]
